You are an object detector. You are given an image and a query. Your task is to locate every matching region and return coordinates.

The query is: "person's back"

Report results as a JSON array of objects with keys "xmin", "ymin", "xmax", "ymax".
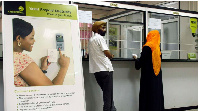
[{"xmin": 89, "ymin": 33, "xmax": 113, "ymax": 73}]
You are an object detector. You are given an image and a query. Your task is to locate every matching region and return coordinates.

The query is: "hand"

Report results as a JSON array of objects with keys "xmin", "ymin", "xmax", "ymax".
[
  {"xmin": 133, "ymin": 55, "xmax": 137, "ymax": 59},
  {"xmin": 132, "ymin": 54, "xmax": 137, "ymax": 59},
  {"xmin": 41, "ymin": 56, "xmax": 51, "ymax": 70},
  {"xmin": 112, "ymin": 54, "xmax": 114, "ymax": 58},
  {"xmin": 58, "ymin": 48, "xmax": 70, "ymax": 69}
]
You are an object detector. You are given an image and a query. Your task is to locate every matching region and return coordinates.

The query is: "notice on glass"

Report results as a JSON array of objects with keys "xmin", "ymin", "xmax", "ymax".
[
  {"xmin": 148, "ymin": 18, "xmax": 161, "ymax": 29},
  {"xmin": 78, "ymin": 10, "xmax": 92, "ymax": 23}
]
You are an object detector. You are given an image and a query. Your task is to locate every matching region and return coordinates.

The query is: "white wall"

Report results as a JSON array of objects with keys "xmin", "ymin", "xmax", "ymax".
[
  {"xmin": 0, "ymin": 62, "xmax": 3, "ymax": 111},
  {"xmin": 162, "ymin": 62, "xmax": 198, "ymax": 108},
  {"xmin": 83, "ymin": 61, "xmax": 198, "ymax": 111},
  {"xmin": 180, "ymin": 1, "xmax": 198, "ymax": 12},
  {"xmin": 0, "ymin": 60, "xmax": 198, "ymax": 111}
]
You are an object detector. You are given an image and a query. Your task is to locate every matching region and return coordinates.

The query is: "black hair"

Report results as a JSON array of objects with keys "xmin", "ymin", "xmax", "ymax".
[{"xmin": 12, "ymin": 18, "xmax": 33, "ymax": 41}]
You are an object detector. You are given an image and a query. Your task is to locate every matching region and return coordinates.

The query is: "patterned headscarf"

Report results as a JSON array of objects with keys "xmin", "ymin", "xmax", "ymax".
[{"xmin": 143, "ymin": 30, "xmax": 161, "ymax": 76}]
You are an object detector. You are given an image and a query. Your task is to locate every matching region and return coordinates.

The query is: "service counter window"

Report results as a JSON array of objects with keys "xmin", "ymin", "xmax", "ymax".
[
  {"xmin": 106, "ymin": 11, "xmax": 144, "ymax": 59},
  {"xmin": 148, "ymin": 12, "xmax": 198, "ymax": 60},
  {"xmin": 179, "ymin": 16, "xmax": 198, "ymax": 60},
  {"xmin": 76, "ymin": 2, "xmax": 145, "ymax": 59},
  {"xmin": 75, "ymin": 1, "xmax": 198, "ymax": 62}
]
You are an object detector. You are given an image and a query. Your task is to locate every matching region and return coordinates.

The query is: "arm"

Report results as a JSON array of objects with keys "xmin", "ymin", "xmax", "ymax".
[
  {"xmin": 104, "ymin": 50, "xmax": 114, "ymax": 59},
  {"xmin": 135, "ymin": 46, "xmax": 152, "ymax": 70},
  {"xmin": 20, "ymin": 48, "xmax": 70, "ymax": 86},
  {"xmin": 20, "ymin": 62, "xmax": 54, "ymax": 86},
  {"xmin": 98, "ymin": 37, "xmax": 114, "ymax": 59},
  {"xmin": 134, "ymin": 51, "xmax": 142, "ymax": 70},
  {"xmin": 52, "ymin": 48, "xmax": 70, "ymax": 85},
  {"xmin": 135, "ymin": 58, "xmax": 141, "ymax": 70}
]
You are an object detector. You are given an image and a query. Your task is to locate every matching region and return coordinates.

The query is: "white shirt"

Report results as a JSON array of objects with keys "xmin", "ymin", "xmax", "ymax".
[{"xmin": 89, "ymin": 33, "xmax": 114, "ymax": 73}]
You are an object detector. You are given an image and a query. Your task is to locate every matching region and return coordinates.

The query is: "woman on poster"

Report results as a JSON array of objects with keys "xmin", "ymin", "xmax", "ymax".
[
  {"xmin": 13, "ymin": 18, "xmax": 70, "ymax": 87},
  {"xmin": 133, "ymin": 30, "xmax": 164, "ymax": 111}
]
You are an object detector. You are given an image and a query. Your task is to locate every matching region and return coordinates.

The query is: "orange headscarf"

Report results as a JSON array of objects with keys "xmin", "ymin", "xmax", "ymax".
[{"xmin": 143, "ymin": 30, "xmax": 161, "ymax": 76}]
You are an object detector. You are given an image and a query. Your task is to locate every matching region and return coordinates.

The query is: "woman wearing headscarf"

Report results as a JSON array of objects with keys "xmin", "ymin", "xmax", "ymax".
[{"xmin": 133, "ymin": 30, "xmax": 164, "ymax": 111}]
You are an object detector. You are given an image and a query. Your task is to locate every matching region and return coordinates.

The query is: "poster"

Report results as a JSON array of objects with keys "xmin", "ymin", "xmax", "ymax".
[{"xmin": 3, "ymin": 1, "xmax": 85, "ymax": 111}]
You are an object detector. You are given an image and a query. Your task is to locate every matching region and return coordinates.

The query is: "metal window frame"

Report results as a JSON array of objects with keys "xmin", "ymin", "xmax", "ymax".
[
  {"xmin": 73, "ymin": 1, "xmax": 198, "ymax": 61},
  {"xmin": 73, "ymin": 1, "xmax": 197, "ymax": 36}
]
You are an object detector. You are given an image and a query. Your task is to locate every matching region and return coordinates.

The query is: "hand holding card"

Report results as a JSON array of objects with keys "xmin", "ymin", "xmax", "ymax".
[{"xmin": 132, "ymin": 54, "xmax": 137, "ymax": 59}]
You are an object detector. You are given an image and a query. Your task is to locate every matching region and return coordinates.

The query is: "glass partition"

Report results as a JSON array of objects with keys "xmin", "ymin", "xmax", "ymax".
[
  {"xmin": 75, "ymin": 1, "xmax": 198, "ymax": 61},
  {"xmin": 180, "ymin": 16, "xmax": 198, "ymax": 59},
  {"xmin": 148, "ymin": 12, "xmax": 198, "ymax": 60},
  {"xmin": 76, "ymin": 3, "xmax": 145, "ymax": 59},
  {"xmin": 108, "ymin": 11, "xmax": 144, "ymax": 58}
]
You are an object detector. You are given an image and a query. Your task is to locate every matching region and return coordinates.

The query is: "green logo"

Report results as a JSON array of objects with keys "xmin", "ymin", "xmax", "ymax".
[
  {"xmin": 7, "ymin": 6, "xmax": 24, "ymax": 14},
  {"xmin": 18, "ymin": 6, "xmax": 24, "ymax": 11}
]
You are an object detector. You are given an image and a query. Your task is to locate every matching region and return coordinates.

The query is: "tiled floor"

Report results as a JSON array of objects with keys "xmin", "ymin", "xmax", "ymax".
[{"xmin": 186, "ymin": 109, "xmax": 198, "ymax": 111}]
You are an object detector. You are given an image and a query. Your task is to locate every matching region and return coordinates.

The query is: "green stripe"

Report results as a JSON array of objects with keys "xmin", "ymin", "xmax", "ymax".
[{"xmin": 26, "ymin": 1, "xmax": 77, "ymax": 20}]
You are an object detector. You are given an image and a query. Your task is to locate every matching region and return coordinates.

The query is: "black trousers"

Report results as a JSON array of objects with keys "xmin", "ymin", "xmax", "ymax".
[{"xmin": 94, "ymin": 71, "xmax": 116, "ymax": 111}]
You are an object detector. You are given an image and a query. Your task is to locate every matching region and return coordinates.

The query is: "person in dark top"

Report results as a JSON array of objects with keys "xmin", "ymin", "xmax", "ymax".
[{"xmin": 133, "ymin": 30, "xmax": 164, "ymax": 111}]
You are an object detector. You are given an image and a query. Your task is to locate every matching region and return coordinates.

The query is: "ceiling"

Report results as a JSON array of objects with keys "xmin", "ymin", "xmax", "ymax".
[
  {"xmin": 75, "ymin": 1, "xmax": 179, "ymax": 20},
  {"xmin": 76, "ymin": 1, "xmax": 179, "ymax": 11},
  {"xmin": 125, "ymin": 1, "xmax": 176, "ymax": 6}
]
